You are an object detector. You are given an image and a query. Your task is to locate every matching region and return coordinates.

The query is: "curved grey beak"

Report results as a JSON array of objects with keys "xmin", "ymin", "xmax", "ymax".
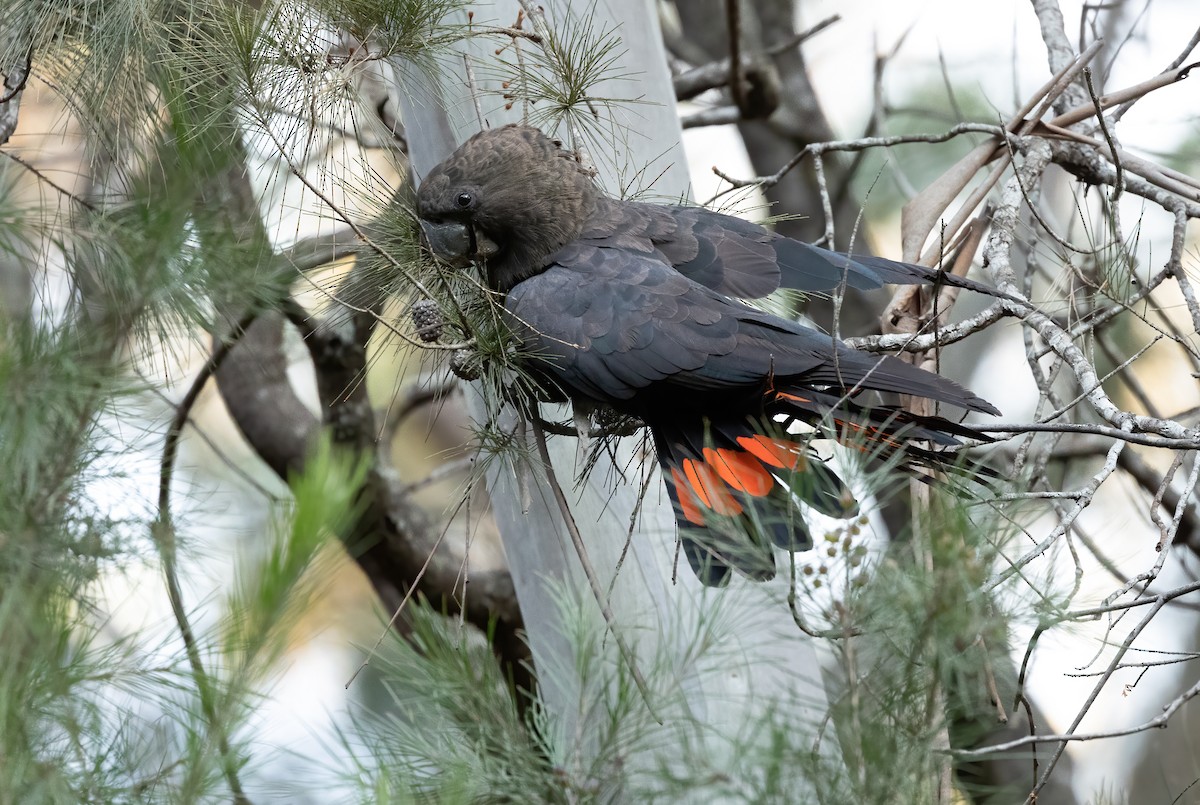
[
  {"xmin": 421, "ymin": 220, "xmax": 472, "ymax": 265},
  {"xmin": 420, "ymin": 220, "xmax": 500, "ymax": 267}
]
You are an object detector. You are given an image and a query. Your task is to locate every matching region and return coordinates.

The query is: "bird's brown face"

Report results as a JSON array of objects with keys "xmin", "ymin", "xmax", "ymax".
[
  {"xmin": 415, "ymin": 177, "xmax": 498, "ymax": 268},
  {"xmin": 416, "ymin": 124, "xmax": 598, "ymax": 291}
]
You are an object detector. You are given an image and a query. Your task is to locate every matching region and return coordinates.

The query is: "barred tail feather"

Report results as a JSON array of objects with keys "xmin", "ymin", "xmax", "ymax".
[{"xmin": 654, "ymin": 419, "xmax": 856, "ymax": 586}]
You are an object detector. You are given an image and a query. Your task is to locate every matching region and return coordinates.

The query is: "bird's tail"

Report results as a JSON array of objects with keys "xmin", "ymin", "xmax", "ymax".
[
  {"xmin": 655, "ymin": 393, "xmax": 993, "ymax": 586},
  {"xmin": 654, "ymin": 417, "xmax": 857, "ymax": 586}
]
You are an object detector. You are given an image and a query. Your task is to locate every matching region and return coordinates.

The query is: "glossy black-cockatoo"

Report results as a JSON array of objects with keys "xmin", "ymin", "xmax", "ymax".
[{"xmin": 417, "ymin": 124, "xmax": 998, "ymax": 586}]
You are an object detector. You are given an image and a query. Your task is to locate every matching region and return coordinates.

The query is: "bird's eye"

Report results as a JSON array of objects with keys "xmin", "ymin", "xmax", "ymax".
[{"xmin": 455, "ymin": 191, "xmax": 474, "ymax": 209}]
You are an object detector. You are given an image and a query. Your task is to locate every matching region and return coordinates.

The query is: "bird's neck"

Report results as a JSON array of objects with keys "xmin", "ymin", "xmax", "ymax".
[{"xmin": 485, "ymin": 184, "xmax": 601, "ymax": 293}]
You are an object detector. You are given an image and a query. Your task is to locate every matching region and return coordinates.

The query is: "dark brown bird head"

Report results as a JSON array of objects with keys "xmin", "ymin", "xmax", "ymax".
[{"xmin": 416, "ymin": 124, "xmax": 599, "ymax": 292}]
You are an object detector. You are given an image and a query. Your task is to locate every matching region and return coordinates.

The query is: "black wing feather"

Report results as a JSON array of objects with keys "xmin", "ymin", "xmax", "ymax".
[{"xmin": 507, "ymin": 245, "xmax": 998, "ymax": 416}]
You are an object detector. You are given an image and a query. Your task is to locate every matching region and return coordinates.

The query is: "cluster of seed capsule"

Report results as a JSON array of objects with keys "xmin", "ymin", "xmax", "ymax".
[
  {"xmin": 409, "ymin": 299, "xmax": 480, "ymax": 381},
  {"xmin": 796, "ymin": 513, "xmax": 872, "ymax": 591}
]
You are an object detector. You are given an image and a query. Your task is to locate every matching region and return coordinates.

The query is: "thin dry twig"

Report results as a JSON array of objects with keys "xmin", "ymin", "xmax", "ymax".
[
  {"xmin": 528, "ymin": 417, "xmax": 661, "ymax": 723},
  {"xmin": 156, "ymin": 310, "xmax": 260, "ymax": 805}
]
